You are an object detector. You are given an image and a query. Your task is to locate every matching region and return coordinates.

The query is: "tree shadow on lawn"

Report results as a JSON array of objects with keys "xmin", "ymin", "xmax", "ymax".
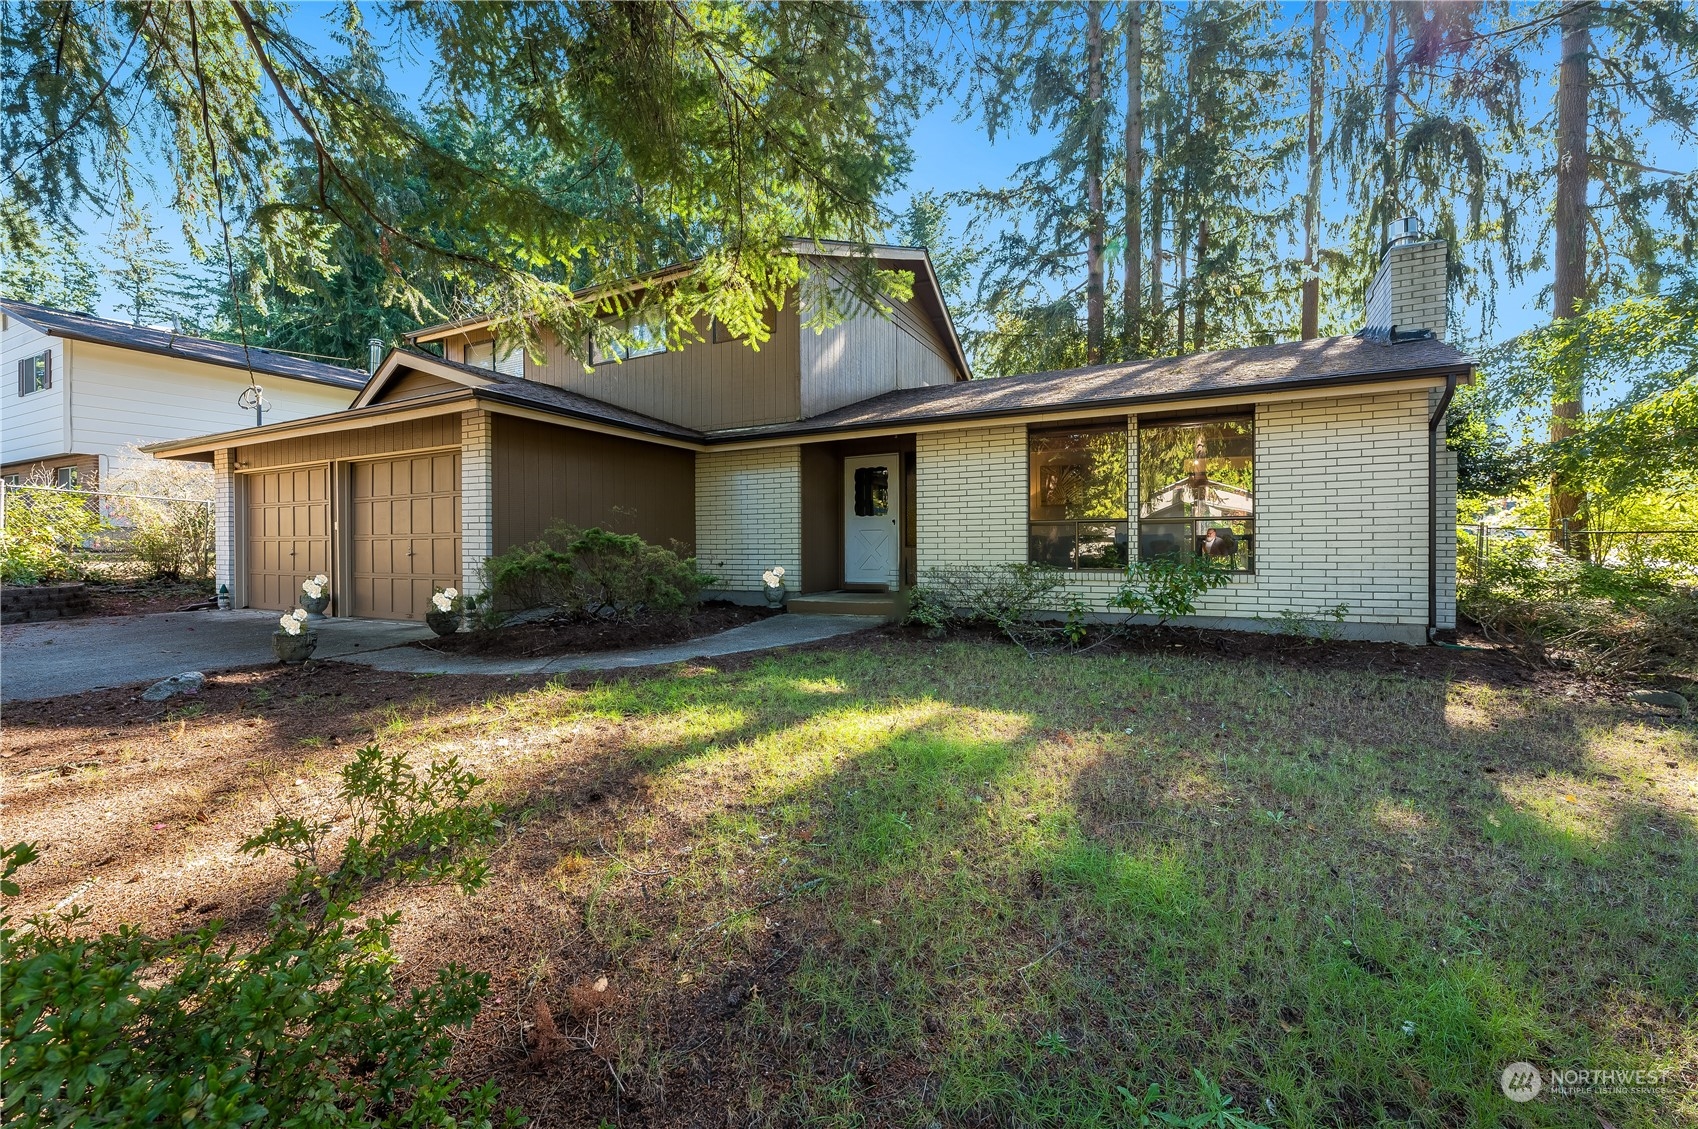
[{"xmin": 399, "ymin": 638, "xmax": 1696, "ymax": 1129}]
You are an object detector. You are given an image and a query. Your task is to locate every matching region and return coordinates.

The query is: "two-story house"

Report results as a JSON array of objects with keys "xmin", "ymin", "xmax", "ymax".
[
  {"xmin": 2, "ymin": 301, "xmax": 366, "ymax": 488},
  {"xmin": 147, "ymin": 238, "xmax": 1468, "ymax": 642}
]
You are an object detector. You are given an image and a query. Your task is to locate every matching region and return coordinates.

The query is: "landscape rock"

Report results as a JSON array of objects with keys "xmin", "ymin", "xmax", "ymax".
[
  {"xmin": 1627, "ymin": 689, "xmax": 1690, "ymax": 715},
  {"xmin": 141, "ymin": 672, "xmax": 207, "ymax": 702}
]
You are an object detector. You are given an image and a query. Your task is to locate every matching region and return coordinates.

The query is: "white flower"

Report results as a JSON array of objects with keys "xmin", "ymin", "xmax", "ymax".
[
  {"xmin": 443, "ymin": 587, "xmax": 458, "ymax": 599},
  {"xmin": 772, "ymin": 566, "xmax": 785, "ymax": 579},
  {"xmin": 302, "ymin": 580, "xmax": 323, "ymax": 599},
  {"xmin": 314, "ymin": 574, "xmax": 328, "ymax": 585},
  {"xmin": 431, "ymin": 593, "xmax": 453, "ymax": 612},
  {"xmin": 279, "ymin": 609, "xmax": 308, "ymax": 636},
  {"xmin": 762, "ymin": 571, "xmax": 780, "ymax": 587}
]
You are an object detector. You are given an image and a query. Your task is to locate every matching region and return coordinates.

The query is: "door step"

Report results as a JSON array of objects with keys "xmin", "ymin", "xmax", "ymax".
[{"xmin": 786, "ymin": 590, "xmax": 905, "ymax": 621}]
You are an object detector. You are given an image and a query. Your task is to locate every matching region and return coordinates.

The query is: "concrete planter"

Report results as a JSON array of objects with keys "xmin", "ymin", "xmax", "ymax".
[
  {"xmin": 272, "ymin": 630, "xmax": 318, "ymax": 664},
  {"xmin": 763, "ymin": 581, "xmax": 787, "ymax": 608},
  {"xmin": 425, "ymin": 609, "xmax": 461, "ymax": 637},
  {"xmin": 299, "ymin": 592, "xmax": 330, "ymax": 618}
]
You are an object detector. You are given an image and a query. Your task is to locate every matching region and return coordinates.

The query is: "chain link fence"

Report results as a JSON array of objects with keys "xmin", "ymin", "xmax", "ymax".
[
  {"xmin": 1460, "ymin": 522, "xmax": 1698, "ymax": 583},
  {"xmin": 1, "ymin": 482, "xmax": 214, "ymax": 582}
]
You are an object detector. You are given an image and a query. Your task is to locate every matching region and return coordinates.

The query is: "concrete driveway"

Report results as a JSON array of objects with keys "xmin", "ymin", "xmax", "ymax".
[
  {"xmin": 2, "ymin": 609, "xmax": 884, "ymax": 702},
  {"xmin": 2, "ymin": 610, "xmax": 432, "ymax": 702}
]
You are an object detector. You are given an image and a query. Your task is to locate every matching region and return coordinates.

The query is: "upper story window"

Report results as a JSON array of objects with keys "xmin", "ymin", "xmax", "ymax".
[
  {"xmin": 1029, "ymin": 425, "xmax": 1129, "ymax": 570},
  {"xmin": 464, "ymin": 339, "xmax": 524, "ymax": 377},
  {"xmin": 1137, "ymin": 414, "xmax": 1255, "ymax": 571},
  {"xmin": 16, "ymin": 351, "xmax": 51, "ymax": 396},
  {"xmin": 591, "ymin": 312, "xmax": 666, "ymax": 365},
  {"xmin": 54, "ymin": 465, "xmax": 80, "ymax": 488}
]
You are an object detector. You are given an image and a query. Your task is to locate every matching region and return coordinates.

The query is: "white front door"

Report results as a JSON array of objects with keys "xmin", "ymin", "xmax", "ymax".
[{"xmin": 843, "ymin": 454, "xmax": 900, "ymax": 590}]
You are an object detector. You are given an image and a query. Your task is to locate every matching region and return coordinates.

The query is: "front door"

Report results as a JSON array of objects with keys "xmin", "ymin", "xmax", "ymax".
[{"xmin": 843, "ymin": 454, "xmax": 900, "ymax": 590}]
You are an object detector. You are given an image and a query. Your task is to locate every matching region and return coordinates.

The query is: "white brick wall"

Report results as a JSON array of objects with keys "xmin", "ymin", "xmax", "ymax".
[
  {"xmin": 696, "ymin": 446, "xmax": 802, "ymax": 592},
  {"xmin": 910, "ymin": 389, "xmax": 1455, "ymax": 642},
  {"xmin": 461, "ymin": 409, "xmax": 494, "ymax": 596},
  {"xmin": 213, "ymin": 447, "xmax": 236, "ymax": 600},
  {"xmin": 1433, "ymin": 389, "xmax": 1458, "ymax": 630}
]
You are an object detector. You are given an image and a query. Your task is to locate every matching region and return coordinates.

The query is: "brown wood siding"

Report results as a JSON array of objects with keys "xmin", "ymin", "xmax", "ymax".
[
  {"xmin": 800, "ymin": 446, "xmax": 842, "ymax": 593},
  {"xmin": 349, "ymin": 452, "xmax": 461, "ymax": 620},
  {"xmin": 372, "ymin": 370, "xmax": 460, "ymax": 403},
  {"xmin": 244, "ymin": 465, "xmax": 331, "ymax": 611},
  {"xmin": 526, "ymin": 310, "xmax": 801, "ymax": 432},
  {"xmin": 237, "ymin": 415, "xmax": 459, "ymax": 469},
  {"xmin": 491, "ymin": 416, "xmax": 696, "ymax": 553}
]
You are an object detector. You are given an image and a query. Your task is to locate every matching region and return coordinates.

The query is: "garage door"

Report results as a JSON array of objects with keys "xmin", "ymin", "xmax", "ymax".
[
  {"xmin": 245, "ymin": 466, "xmax": 331, "ymax": 611},
  {"xmin": 350, "ymin": 452, "xmax": 461, "ymax": 620}
]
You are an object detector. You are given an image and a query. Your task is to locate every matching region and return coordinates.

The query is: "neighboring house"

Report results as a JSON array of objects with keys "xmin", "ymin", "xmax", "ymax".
[
  {"xmin": 1, "ymin": 301, "xmax": 366, "ymax": 488},
  {"xmin": 148, "ymin": 238, "xmax": 1468, "ymax": 642}
]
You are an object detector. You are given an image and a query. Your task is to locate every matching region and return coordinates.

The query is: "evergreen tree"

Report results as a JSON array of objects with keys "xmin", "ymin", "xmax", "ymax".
[
  {"xmin": 0, "ymin": 200, "xmax": 100, "ymax": 312},
  {"xmin": 106, "ymin": 210, "xmax": 189, "ymax": 326}
]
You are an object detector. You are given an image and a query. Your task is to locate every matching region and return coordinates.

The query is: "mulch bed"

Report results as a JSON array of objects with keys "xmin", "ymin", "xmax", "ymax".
[
  {"xmin": 84, "ymin": 581, "xmax": 216, "ymax": 617},
  {"xmin": 418, "ymin": 601, "xmax": 779, "ymax": 658}
]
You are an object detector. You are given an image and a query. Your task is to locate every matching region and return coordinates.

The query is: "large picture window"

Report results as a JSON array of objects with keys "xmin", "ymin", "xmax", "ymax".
[
  {"xmin": 1029, "ymin": 426, "xmax": 1129, "ymax": 570},
  {"xmin": 1137, "ymin": 414, "xmax": 1254, "ymax": 571}
]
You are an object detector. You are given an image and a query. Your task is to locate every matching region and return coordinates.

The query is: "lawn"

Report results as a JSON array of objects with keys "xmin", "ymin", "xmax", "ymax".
[{"xmin": 4, "ymin": 634, "xmax": 1694, "ymax": 1127}]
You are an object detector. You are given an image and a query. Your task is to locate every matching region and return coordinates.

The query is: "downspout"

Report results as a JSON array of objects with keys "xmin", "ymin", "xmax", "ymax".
[{"xmin": 1427, "ymin": 373, "xmax": 1458, "ymax": 644}]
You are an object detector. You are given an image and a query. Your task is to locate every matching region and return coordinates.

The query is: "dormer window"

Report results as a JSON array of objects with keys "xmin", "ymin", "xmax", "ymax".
[
  {"xmin": 464, "ymin": 339, "xmax": 524, "ymax": 377},
  {"xmin": 591, "ymin": 312, "xmax": 667, "ymax": 365}
]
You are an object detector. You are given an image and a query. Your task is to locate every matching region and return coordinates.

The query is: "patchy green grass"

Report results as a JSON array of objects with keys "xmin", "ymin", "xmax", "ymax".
[
  {"xmin": 8, "ymin": 638, "xmax": 1693, "ymax": 1126},
  {"xmin": 415, "ymin": 639, "xmax": 1693, "ymax": 1127}
]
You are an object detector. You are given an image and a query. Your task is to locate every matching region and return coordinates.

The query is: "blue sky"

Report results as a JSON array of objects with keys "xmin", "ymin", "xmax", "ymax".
[{"xmin": 66, "ymin": 1, "xmax": 1690, "ymax": 358}]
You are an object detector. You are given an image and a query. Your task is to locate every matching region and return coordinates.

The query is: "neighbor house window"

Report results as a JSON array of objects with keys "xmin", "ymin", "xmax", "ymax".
[
  {"xmin": 1029, "ymin": 425, "xmax": 1129, "ymax": 570},
  {"xmin": 16, "ymin": 352, "xmax": 51, "ymax": 396},
  {"xmin": 55, "ymin": 465, "xmax": 79, "ymax": 488},
  {"xmin": 464, "ymin": 339, "xmax": 524, "ymax": 377},
  {"xmin": 590, "ymin": 312, "xmax": 667, "ymax": 364},
  {"xmin": 1137, "ymin": 414, "xmax": 1254, "ymax": 571}
]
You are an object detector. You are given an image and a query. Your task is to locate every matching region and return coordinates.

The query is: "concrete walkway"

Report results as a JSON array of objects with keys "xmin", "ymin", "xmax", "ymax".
[{"xmin": 2, "ymin": 609, "xmax": 882, "ymax": 701}]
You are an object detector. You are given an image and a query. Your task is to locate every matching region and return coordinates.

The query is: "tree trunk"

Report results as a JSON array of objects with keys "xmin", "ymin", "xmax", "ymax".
[
  {"xmin": 1192, "ymin": 216, "xmax": 1208, "ymax": 348},
  {"xmin": 1381, "ymin": 4, "xmax": 1399, "ymax": 248},
  {"xmin": 1301, "ymin": 0, "xmax": 1326, "ymax": 340},
  {"xmin": 1147, "ymin": 4, "xmax": 1165, "ymax": 354},
  {"xmin": 1123, "ymin": 2, "xmax": 1143, "ymax": 360},
  {"xmin": 1085, "ymin": 0, "xmax": 1106, "ymax": 365},
  {"xmin": 1550, "ymin": 0, "xmax": 1591, "ymax": 553}
]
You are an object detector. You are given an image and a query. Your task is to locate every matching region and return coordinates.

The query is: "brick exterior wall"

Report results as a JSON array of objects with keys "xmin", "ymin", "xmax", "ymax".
[
  {"xmin": 460, "ymin": 409, "xmax": 494, "ymax": 597},
  {"xmin": 1364, "ymin": 241, "xmax": 1448, "ymax": 341},
  {"xmin": 1433, "ymin": 389, "xmax": 1458, "ymax": 631},
  {"xmin": 910, "ymin": 389, "xmax": 1456, "ymax": 643},
  {"xmin": 213, "ymin": 448, "xmax": 237, "ymax": 600},
  {"xmin": 696, "ymin": 446, "xmax": 802, "ymax": 593}
]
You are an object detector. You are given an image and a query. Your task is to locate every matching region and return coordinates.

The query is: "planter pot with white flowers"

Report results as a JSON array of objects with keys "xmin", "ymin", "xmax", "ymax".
[
  {"xmin": 273, "ymin": 609, "xmax": 317, "ymax": 663},
  {"xmin": 761, "ymin": 566, "xmax": 788, "ymax": 608},
  {"xmin": 299, "ymin": 574, "xmax": 330, "ymax": 618},
  {"xmin": 425, "ymin": 586, "xmax": 462, "ymax": 636}
]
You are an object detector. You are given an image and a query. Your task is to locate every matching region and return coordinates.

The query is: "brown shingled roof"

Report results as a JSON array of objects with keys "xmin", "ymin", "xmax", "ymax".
[{"xmin": 708, "ymin": 333, "xmax": 1471, "ymax": 440}]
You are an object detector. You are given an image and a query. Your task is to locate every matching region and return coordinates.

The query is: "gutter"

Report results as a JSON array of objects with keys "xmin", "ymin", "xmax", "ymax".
[{"xmin": 1427, "ymin": 372, "xmax": 1459, "ymax": 644}]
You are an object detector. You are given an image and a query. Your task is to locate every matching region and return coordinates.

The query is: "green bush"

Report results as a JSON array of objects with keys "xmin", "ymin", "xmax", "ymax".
[
  {"xmin": 1110, "ymin": 555, "xmax": 1235, "ymax": 625},
  {"xmin": 109, "ymin": 495, "xmax": 215, "ymax": 582},
  {"xmin": 1458, "ymin": 531, "xmax": 1698, "ymax": 674},
  {"xmin": 1, "ymin": 744, "xmax": 509, "ymax": 1128},
  {"xmin": 483, "ymin": 525, "xmax": 714, "ymax": 620},
  {"xmin": 1, "ymin": 485, "xmax": 105, "ymax": 583}
]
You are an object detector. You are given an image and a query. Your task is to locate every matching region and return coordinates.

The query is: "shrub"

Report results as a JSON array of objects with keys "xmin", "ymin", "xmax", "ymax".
[
  {"xmin": 1110, "ymin": 555, "xmax": 1235, "ymax": 626},
  {"xmin": 1, "ymin": 483, "xmax": 105, "ymax": 583},
  {"xmin": 102, "ymin": 454, "xmax": 216, "ymax": 582},
  {"xmin": 907, "ymin": 563, "xmax": 1076, "ymax": 652},
  {"xmin": 0, "ymin": 744, "xmax": 508, "ymax": 1128},
  {"xmin": 484, "ymin": 525, "xmax": 714, "ymax": 620},
  {"xmin": 1459, "ymin": 531, "xmax": 1698, "ymax": 674}
]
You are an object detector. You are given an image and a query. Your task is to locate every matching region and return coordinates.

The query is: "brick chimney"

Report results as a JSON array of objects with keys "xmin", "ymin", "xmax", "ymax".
[{"xmin": 1362, "ymin": 237, "xmax": 1448, "ymax": 343}]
